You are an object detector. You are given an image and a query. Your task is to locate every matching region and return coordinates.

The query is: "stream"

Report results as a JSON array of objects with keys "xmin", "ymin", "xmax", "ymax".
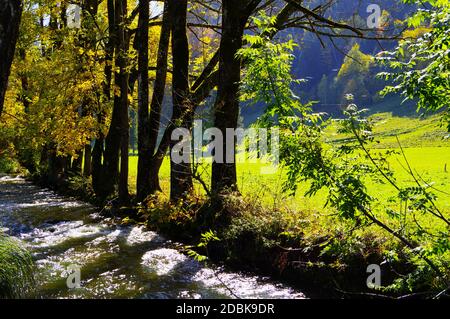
[{"xmin": 0, "ymin": 176, "xmax": 306, "ymax": 299}]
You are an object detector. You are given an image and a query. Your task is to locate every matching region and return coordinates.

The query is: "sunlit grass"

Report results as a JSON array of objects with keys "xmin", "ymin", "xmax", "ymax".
[
  {"xmin": 128, "ymin": 147, "xmax": 449, "ymax": 212},
  {"xmin": 128, "ymin": 113, "xmax": 450, "ymax": 215},
  {"xmin": 324, "ymin": 112, "xmax": 449, "ymax": 148}
]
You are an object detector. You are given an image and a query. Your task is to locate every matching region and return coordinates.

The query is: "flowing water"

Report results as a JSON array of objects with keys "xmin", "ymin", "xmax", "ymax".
[{"xmin": 0, "ymin": 176, "xmax": 305, "ymax": 299}]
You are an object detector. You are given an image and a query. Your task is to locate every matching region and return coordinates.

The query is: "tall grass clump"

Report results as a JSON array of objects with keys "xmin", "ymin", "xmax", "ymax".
[{"xmin": 0, "ymin": 233, "xmax": 35, "ymax": 298}]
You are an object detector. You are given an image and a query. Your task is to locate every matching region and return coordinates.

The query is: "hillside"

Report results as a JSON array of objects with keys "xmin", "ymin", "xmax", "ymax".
[{"xmin": 325, "ymin": 111, "xmax": 450, "ymax": 148}]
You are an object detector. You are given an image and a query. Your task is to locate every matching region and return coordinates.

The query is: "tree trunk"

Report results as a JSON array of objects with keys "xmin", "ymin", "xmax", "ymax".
[
  {"xmin": 17, "ymin": 48, "xmax": 30, "ymax": 113},
  {"xmin": 92, "ymin": 0, "xmax": 115, "ymax": 199},
  {"xmin": 83, "ymin": 144, "xmax": 92, "ymax": 176},
  {"xmin": 116, "ymin": 0, "xmax": 130, "ymax": 204},
  {"xmin": 0, "ymin": 0, "xmax": 23, "ymax": 115},
  {"xmin": 136, "ymin": 0, "xmax": 172, "ymax": 201},
  {"xmin": 136, "ymin": 0, "xmax": 150, "ymax": 202},
  {"xmin": 170, "ymin": 0, "xmax": 192, "ymax": 202},
  {"xmin": 72, "ymin": 150, "xmax": 83, "ymax": 174},
  {"xmin": 71, "ymin": 1, "xmax": 97, "ymax": 179},
  {"xmin": 46, "ymin": 145, "xmax": 66, "ymax": 187},
  {"xmin": 211, "ymin": 1, "xmax": 257, "ymax": 194},
  {"xmin": 91, "ymin": 123, "xmax": 105, "ymax": 195},
  {"xmin": 101, "ymin": 0, "xmax": 124, "ymax": 200}
]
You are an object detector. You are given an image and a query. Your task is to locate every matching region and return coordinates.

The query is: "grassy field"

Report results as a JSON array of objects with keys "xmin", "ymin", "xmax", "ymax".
[{"xmin": 128, "ymin": 112, "xmax": 450, "ymax": 215}]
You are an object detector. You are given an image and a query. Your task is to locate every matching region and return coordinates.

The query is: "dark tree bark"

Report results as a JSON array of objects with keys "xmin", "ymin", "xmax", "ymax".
[
  {"xmin": 85, "ymin": 0, "xmax": 99, "ymax": 15},
  {"xmin": 72, "ymin": 150, "xmax": 83, "ymax": 173},
  {"xmin": 0, "ymin": 0, "xmax": 23, "ymax": 115},
  {"xmin": 60, "ymin": 3, "xmax": 67, "ymax": 29},
  {"xmin": 136, "ymin": 0, "xmax": 150, "ymax": 202},
  {"xmin": 169, "ymin": 0, "xmax": 193, "ymax": 202},
  {"xmin": 116, "ymin": 0, "xmax": 130, "ymax": 204},
  {"xmin": 82, "ymin": 145, "xmax": 92, "ymax": 176},
  {"xmin": 75, "ymin": 0, "xmax": 99, "ymax": 180},
  {"xmin": 92, "ymin": 0, "xmax": 115, "ymax": 199},
  {"xmin": 136, "ymin": 0, "xmax": 172, "ymax": 201},
  {"xmin": 147, "ymin": 0, "xmax": 171, "ymax": 156},
  {"xmin": 211, "ymin": 0, "xmax": 261, "ymax": 194},
  {"xmin": 46, "ymin": 144, "xmax": 67, "ymax": 187},
  {"xmin": 94, "ymin": 0, "xmax": 130, "ymax": 203},
  {"xmin": 102, "ymin": 11, "xmax": 122, "ymax": 198},
  {"xmin": 91, "ymin": 119, "xmax": 105, "ymax": 193},
  {"xmin": 17, "ymin": 48, "xmax": 30, "ymax": 113}
]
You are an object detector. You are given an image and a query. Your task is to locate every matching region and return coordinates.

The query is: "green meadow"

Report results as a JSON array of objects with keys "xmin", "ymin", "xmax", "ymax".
[{"xmin": 128, "ymin": 112, "xmax": 450, "ymax": 216}]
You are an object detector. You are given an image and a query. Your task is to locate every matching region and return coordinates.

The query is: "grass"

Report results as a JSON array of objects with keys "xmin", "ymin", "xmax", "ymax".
[
  {"xmin": 0, "ymin": 234, "xmax": 35, "ymax": 298},
  {"xmin": 324, "ymin": 112, "xmax": 449, "ymax": 148},
  {"xmin": 127, "ymin": 112, "xmax": 450, "ymax": 213}
]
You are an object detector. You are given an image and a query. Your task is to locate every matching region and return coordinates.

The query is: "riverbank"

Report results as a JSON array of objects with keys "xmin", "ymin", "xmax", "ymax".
[{"xmin": 16, "ymin": 171, "xmax": 427, "ymax": 299}]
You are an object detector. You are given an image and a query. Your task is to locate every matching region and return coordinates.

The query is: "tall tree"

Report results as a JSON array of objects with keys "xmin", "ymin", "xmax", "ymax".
[
  {"xmin": 116, "ymin": 0, "xmax": 130, "ymax": 204},
  {"xmin": 99, "ymin": 0, "xmax": 130, "ymax": 202},
  {"xmin": 170, "ymin": 0, "xmax": 192, "ymax": 201},
  {"xmin": 209, "ymin": 0, "xmax": 369, "ymax": 195},
  {"xmin": 0, "ymin": 0, "xmax": 23, "ymax": 115},
  {"xmin": 136, "ymin": 0, "xmax": 150, "ymax": 201},
  {"xmin": 73, "ymin": 0, "xmax": 101, "ymax": 178},
  {"xmin": 136, "ymin": 0, "xmax": 172, "ymax": 201},
  {"xmin": 92, "ymin": 0, "xmax": 116, "ymax": 199},
  {"xmin": 211, "ymin": 0, "xmax": 261, "ymax": 194}
]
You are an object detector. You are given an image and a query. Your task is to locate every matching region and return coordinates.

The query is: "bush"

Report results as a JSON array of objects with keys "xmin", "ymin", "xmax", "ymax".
[{"xmin": 0, "ymin": 156, "xmax": 21, "ymax": 174}]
